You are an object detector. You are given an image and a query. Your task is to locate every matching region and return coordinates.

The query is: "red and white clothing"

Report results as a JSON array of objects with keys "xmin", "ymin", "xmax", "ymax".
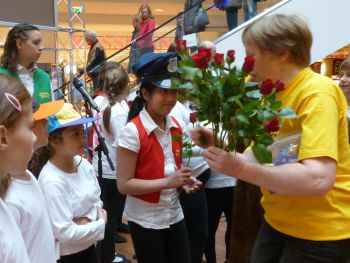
[
  {"xmin": 136, "ymin": 18, "xmax": 155, "ymax": 49},
  {"xmin": 117, "ymin": 109, "xmax": 184, "ymax": 229}
]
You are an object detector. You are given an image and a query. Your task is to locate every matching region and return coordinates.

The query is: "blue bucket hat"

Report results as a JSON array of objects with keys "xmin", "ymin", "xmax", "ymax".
[{"xmin": 132, "ymin": 52, "xmax": 179, "ymax": 89}]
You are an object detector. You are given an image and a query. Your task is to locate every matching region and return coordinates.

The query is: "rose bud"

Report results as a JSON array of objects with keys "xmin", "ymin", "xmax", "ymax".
[
  {"xmin": 189, "ymin": 112, "xmax": 197, "ymax": 123},
  {"xmin": 263, "ymin": 117, "xmax": 280, "ymax": 132},
  {"xmin": 214, "ymin": 53, "xmax": 225, "ymax": 67},
  {"xmin": 226, "ymin": 50, "xmax": 235, "ymax": 63},
  {"xmin": 274, "ymin": 80, "xmax": 285, "ymax": 92},
  {"xmin": 198, "ymin": 47, "xmax": 213, "ymax": 60},
  {"xmin": 242, "ymin": 55, "xmax": 255, "ymax": 74},
  {"xmin": 259, "ymin": 79, "xmax": 275, "ymax": 95},
  {"xmin": 176, "ymin": 39, "xmax": 187, "ymax": 53},
  {"xmin": 192, "ymin": 52, "xmax": 210, "ymax": 69}
]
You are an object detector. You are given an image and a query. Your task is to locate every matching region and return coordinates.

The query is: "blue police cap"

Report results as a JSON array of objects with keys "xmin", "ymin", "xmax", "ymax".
[{"xmin": 132, "ymin": 52, "xmax": 179, "ymax": 89}]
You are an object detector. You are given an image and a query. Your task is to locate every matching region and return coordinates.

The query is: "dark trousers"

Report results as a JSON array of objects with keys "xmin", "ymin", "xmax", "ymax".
[
  {"xmin": 180, "ymin": 169, "xmax": 210, "ymax": 263},
  {"xmin": 57, "ymin": 245, "xmax": 97, "ymax": 263},
  {"xmin": 99, "ymin": 178, "xmax": 126, "ymax": 262},
  {"xmin": 252, "ymin": 222, "xmax": 350, "ymax": 263},
  {"xmin": 204, "ymin": 186, "xmax": 234, "ymax": 263},
  {"xmin": 128, "ymin": 220, "xmax": 191, "ymax": 263},
  {"xmin": 140, "ymin": 46, "xmax": 154, "ymax": 55},
  {"xmin": 226, "ymin": 8, "xmax": 239, "ymax": 31}
]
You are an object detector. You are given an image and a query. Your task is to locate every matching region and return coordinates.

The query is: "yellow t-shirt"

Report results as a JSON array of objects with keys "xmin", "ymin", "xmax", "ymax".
[{"xmin": 261, "ymin": 67, "xmax": 350, "ymax": 241}]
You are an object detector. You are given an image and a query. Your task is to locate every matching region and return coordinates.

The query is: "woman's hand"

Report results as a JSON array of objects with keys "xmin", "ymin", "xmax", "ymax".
[
  {"xmin": 182, "ymin": 177, "xmax": 203, "ymax": 194},
  {"xmin": 203, "ymin": 146, "xmax": 245, "ymax": 177},
  {"xmin": 97, "ymin": 206, "xmax": 108, "ymax": 223},
  {"xmin": 190, "ymin": 127, "xmax": 215, "ymax": 149},
  {"xmin": 167, "ymin": 165, "xmax": 193, "ymax": 189}
]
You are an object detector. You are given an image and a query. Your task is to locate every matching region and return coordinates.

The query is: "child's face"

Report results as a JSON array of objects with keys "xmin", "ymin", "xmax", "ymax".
[
  {"xmin": 339, "ymin": 68, "xmax": 350, "ymax": 94},
  {"xmin": 5, "ymin": 110, "xmax": 36, "ymax": 173},
  {"xmin": 57, "ymin": 125, "xmax": 86, "ymax": 157},
  {"xmin": 144, "ymin": 86, "xmax": 177, "ymax": 118},
  {"xmin": 32, "ymin": 119, "xmax": 49, "ymax": 150}
]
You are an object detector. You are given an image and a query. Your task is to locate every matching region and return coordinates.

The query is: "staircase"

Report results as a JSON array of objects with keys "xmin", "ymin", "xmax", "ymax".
[{"xmin": 215, "ymin": 0, "xmax": 349, "ymax": 65}]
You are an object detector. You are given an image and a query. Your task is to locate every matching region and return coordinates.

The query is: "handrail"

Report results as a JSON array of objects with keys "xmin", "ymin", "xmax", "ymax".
[{"xmin": 55, "ymin": 0, "xmax": 211, "ymax": 95}]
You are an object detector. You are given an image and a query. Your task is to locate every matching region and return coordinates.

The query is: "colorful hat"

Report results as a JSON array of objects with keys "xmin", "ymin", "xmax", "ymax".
[
  {"xmin": 47, "ymin": 103, "xmax": 96, "ymax": 133},
  {"xmin": 132, "ymin": 52, "xmax": 179, "ymax": 89},
  {"xmin": 32, "ymin": 100, "xmax": 65, "ymax": 121}
]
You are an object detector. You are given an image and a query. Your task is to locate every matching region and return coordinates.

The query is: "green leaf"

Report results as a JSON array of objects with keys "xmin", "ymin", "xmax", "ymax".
[
  {"xmin": 236, "ymin": 112, "xmax": 250, "ymax": 125},
  {"xmin": 246, "ymin": 90, "xmax": 262, "ymax": 99},
  {"xmin": 228, "ymin": 94, "xmax": 242, "ymax": 103},
  {"xmin": 179, "ymin": 59, "xmax": 195, "ymax": 67},
  {"xmin": 269, "ymin": 101, "xmax": 282, "ymax": 110},
  {"xmin": 245, "ymin": 81, "xmax": 259, "ymax": 89},
  {"xmin": 179, "ymin": 82, "xmax": 194, "ymax": 90},
  {"xmin": 257, "ymin": 133, "xmax": 274, "ymax": 146},
  {"xmin": 184, "ymin": 148, "xmax": 193, "ymax": 158},
  {"xmin": 263, "ymin": 110, "xmax": 276, "ymax": 120},
  {"xmin": 278, "ymin": 107, "xmax": 297, "ymax": 119},
  {"xmin": 252, "ymin": 144, "xmax": 272, "ymax": 164}
]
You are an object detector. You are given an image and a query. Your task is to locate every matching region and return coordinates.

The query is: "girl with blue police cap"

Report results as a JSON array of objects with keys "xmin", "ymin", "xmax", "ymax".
[{"xmin": 117, "ymin": 52, "xmax": 200, "ymax": 263}]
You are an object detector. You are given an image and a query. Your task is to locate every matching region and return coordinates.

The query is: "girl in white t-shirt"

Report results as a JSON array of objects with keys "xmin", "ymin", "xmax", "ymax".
[
  {"xmin": 0, "ymin": 75, "xmax": 33, "ymax": 263},
  {"xmin": 32, "ymin": 103, "xmax": 107, "ymax": 263},
  {"xmin": 117, "ymin": 52, "xmax": 201, "ymax": 263},
  {"xmin": 91, "ymin": 62, "xmax": 130, "ymax": 263}
]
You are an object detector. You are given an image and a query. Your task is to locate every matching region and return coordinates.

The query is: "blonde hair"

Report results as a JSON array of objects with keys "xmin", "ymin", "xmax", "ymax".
[
  {"xmin": 0, "ymin": 74, "xmax": 32, "ymax": 198},
  {"xmin": 242, "ymin": 14, "xmax": 312, "ymax": 67},
  {"xmin": 98, "ymin": 62, "xmax": 129, "ymax": 134},
  {"xmin": 138, "ymin": 4, "xmax": 154, "ymax": 19}
]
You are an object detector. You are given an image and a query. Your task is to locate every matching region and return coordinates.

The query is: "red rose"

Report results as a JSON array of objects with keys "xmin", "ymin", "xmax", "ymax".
[
  {"xmin": 274, "ymin": 80, "xmax": 285, "ymax": 92},
  {"xmin": 214, "ymin": 53, "xmax": 225, "ymax": 67},
  {"xmin": 242, "ymin": 55, "xmax": 255, "ymax": 74},
  {"xmin": 192, "ymin": 52, "xmax": 210, "ymax": 69},
  {"xmin": 226, "ymin": 50, "xmax": 235, "ymax": 63},
  {"xmin": 263, "ymin": 118, "xmax": 280, "ymax": 132},
  {"xmin": 189, "ymin": 112, "xmax": 197, "ymax": 123},
  {"xmin": 176, "ymin": 39, "xmax": 187, "ymax": 53},
  {"xmin": 198, "ymin": 47, "xmax": 212, "ymax": 60},
  {"xmin": 259, "ymin": 79, "xmax": 275, "ymax": 95}
]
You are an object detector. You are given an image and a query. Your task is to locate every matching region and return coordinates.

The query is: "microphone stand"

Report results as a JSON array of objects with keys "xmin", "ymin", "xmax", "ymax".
[{"xmin": 84, "ymin": 101, "xmax": 115, "ymax": 182}]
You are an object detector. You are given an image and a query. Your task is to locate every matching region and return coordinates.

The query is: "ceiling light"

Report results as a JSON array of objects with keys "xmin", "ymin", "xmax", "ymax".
[{"xmin": 155, "ymin": 9, "xmax": 164, "ymax": 12}]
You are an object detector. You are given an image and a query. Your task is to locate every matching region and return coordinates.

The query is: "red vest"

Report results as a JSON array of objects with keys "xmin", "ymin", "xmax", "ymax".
[{"xmin": 131, "ymin": 115, "xmax": 182, "ymax": 203}]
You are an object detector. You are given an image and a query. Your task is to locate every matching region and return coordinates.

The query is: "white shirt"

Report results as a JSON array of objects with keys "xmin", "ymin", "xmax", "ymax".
[
  {"xmin": 118, "ymin": 109, "xmax": 183, "ymax": 229},
  {"xmin": 17, "ymin": 64, "xmax": 36, "ymax": 96},
  {"xmin": 0, "ymin": 199, "xmax": 30, "ymax": 263},
  {"xmin": 170, "ymin": 101, "xmax": 209, "ymax": 178},
  {"xmin": 205, "ymin": 171, "xmax": 236, "ymax": 188},
  {"xmin": 38, "ymin": 156, "xmax": 105, "ymax": 256},
  {"xmin": 5, "ymin": 170, "xmax": 57, "ymax": 262},
  {"xmin": 92, "ymin": 96, "xmax": 129, "ymax": 179}
]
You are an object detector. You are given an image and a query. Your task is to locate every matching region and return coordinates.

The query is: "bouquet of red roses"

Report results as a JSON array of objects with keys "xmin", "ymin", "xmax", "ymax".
[{"xmin": 172, "ymin": 40, "xmax": 296, "ymax": 164}]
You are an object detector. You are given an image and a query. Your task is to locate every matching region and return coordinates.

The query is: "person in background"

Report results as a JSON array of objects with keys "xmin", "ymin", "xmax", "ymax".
[
  {"xmin": 214, "ymin": 0, "xmax": 242, "ymax": 31},
  {"xmin": 338, "ymin": 59, "xmax": 350, "ymax": 120},
  {"xmin": 34, "ymin": 103, "xmax": 107, "ymax": 263},
  {"xmin": 243, "ymin": 0, "xmax": 257, "ymax": 21},
  {"xmin": 0, "ymin": 23, "xmax": 53, "ymax": 103},
  {"xmin": 0, "ymin": 74, "xmax": 34, "ymax": 263},
  {"xmin": 128, "ymin": 15, "xmax": 142, "ymax": 74},
  {"xmin": 92, "ymin": 62, "xmax": 131, "ymax": 263},
  {"xmin": 117, "ymin": 52, "xmax": 201, "ymax": 263},
  {"xmin": 85, "ymin": 30, "xmax": 106, "ymax": 90},
  {"xmin": 192, "ymin": 13, "xmax": 350, "ymax": 262},
  {"xmin": 137, "ymin": 4, "xmax": 155, "ymax": 55}
]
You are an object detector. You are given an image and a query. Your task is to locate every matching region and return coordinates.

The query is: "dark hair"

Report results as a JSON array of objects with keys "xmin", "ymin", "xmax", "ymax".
[
  {"xmin": 97, "ymin": 62, "xmax": 129, "ymax": 134},
  {"xmin": 127, "ymin": 82, "xmax": 156, "ymax": 121},
  {"xmin": 1, "ymin": 23, "xmax": 40, "ymax": 75},
  {"xmin": 0, "ymin": 74, "xmax": 32, "ymax": 198},
  {"xmin": 29, "ymin": 129, "xmax": 64, "ymax": 177}
]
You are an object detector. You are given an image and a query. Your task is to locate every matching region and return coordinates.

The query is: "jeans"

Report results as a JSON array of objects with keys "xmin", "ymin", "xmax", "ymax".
[
  {"xmin": 243, "ymin": 0, "xmax": 257, "ymax": 21},
  {"xmin": 129, "ymin": 220, "xmax": 191, "ymax": 263},
  {"xmin": 226, "ymin": 8, "xmax": 239, "ymax": 31},
  {"xmin": 180, "ymin": 169, "xmax": 210, "ymax": 263},
  {"xmin": 252, "ymin": 222, "xmax": 350, "ymax": 263},
  {"xmin": 204, "ymin": 186, "xmax": 234, "ymax": 263}
]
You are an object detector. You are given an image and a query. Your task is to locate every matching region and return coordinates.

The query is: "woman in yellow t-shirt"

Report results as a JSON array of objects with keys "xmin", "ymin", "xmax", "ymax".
[{"xmin": 192, "ymin": 14, "xmax": 350, "ymax": 262}]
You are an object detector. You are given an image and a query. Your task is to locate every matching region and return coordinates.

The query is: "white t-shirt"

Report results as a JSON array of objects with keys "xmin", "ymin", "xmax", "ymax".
[
  {"xmin": 170, "ymin": 101, "xmax": 209, "ymax": 178},
  {"xmin": 205, "ymin": 171, "xmax": 236, "ymax": 189},
  {"xmin": 118, "ymin": 109, "xmax": 184, "ymax": 229},
  {"xmin": 38, "ymin": 156, "xmax": 105, "ymax": 256},
  {"xmin": 92, "ymin": 96, "xmax": 129, "ymax": 179},
  {"xmin": 0, "ymin": 199, "xmax": 30, "ymax": 263},
  {"xmin": 5, "ymin": 170, "xmax": 57, "ymax": 262}
]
